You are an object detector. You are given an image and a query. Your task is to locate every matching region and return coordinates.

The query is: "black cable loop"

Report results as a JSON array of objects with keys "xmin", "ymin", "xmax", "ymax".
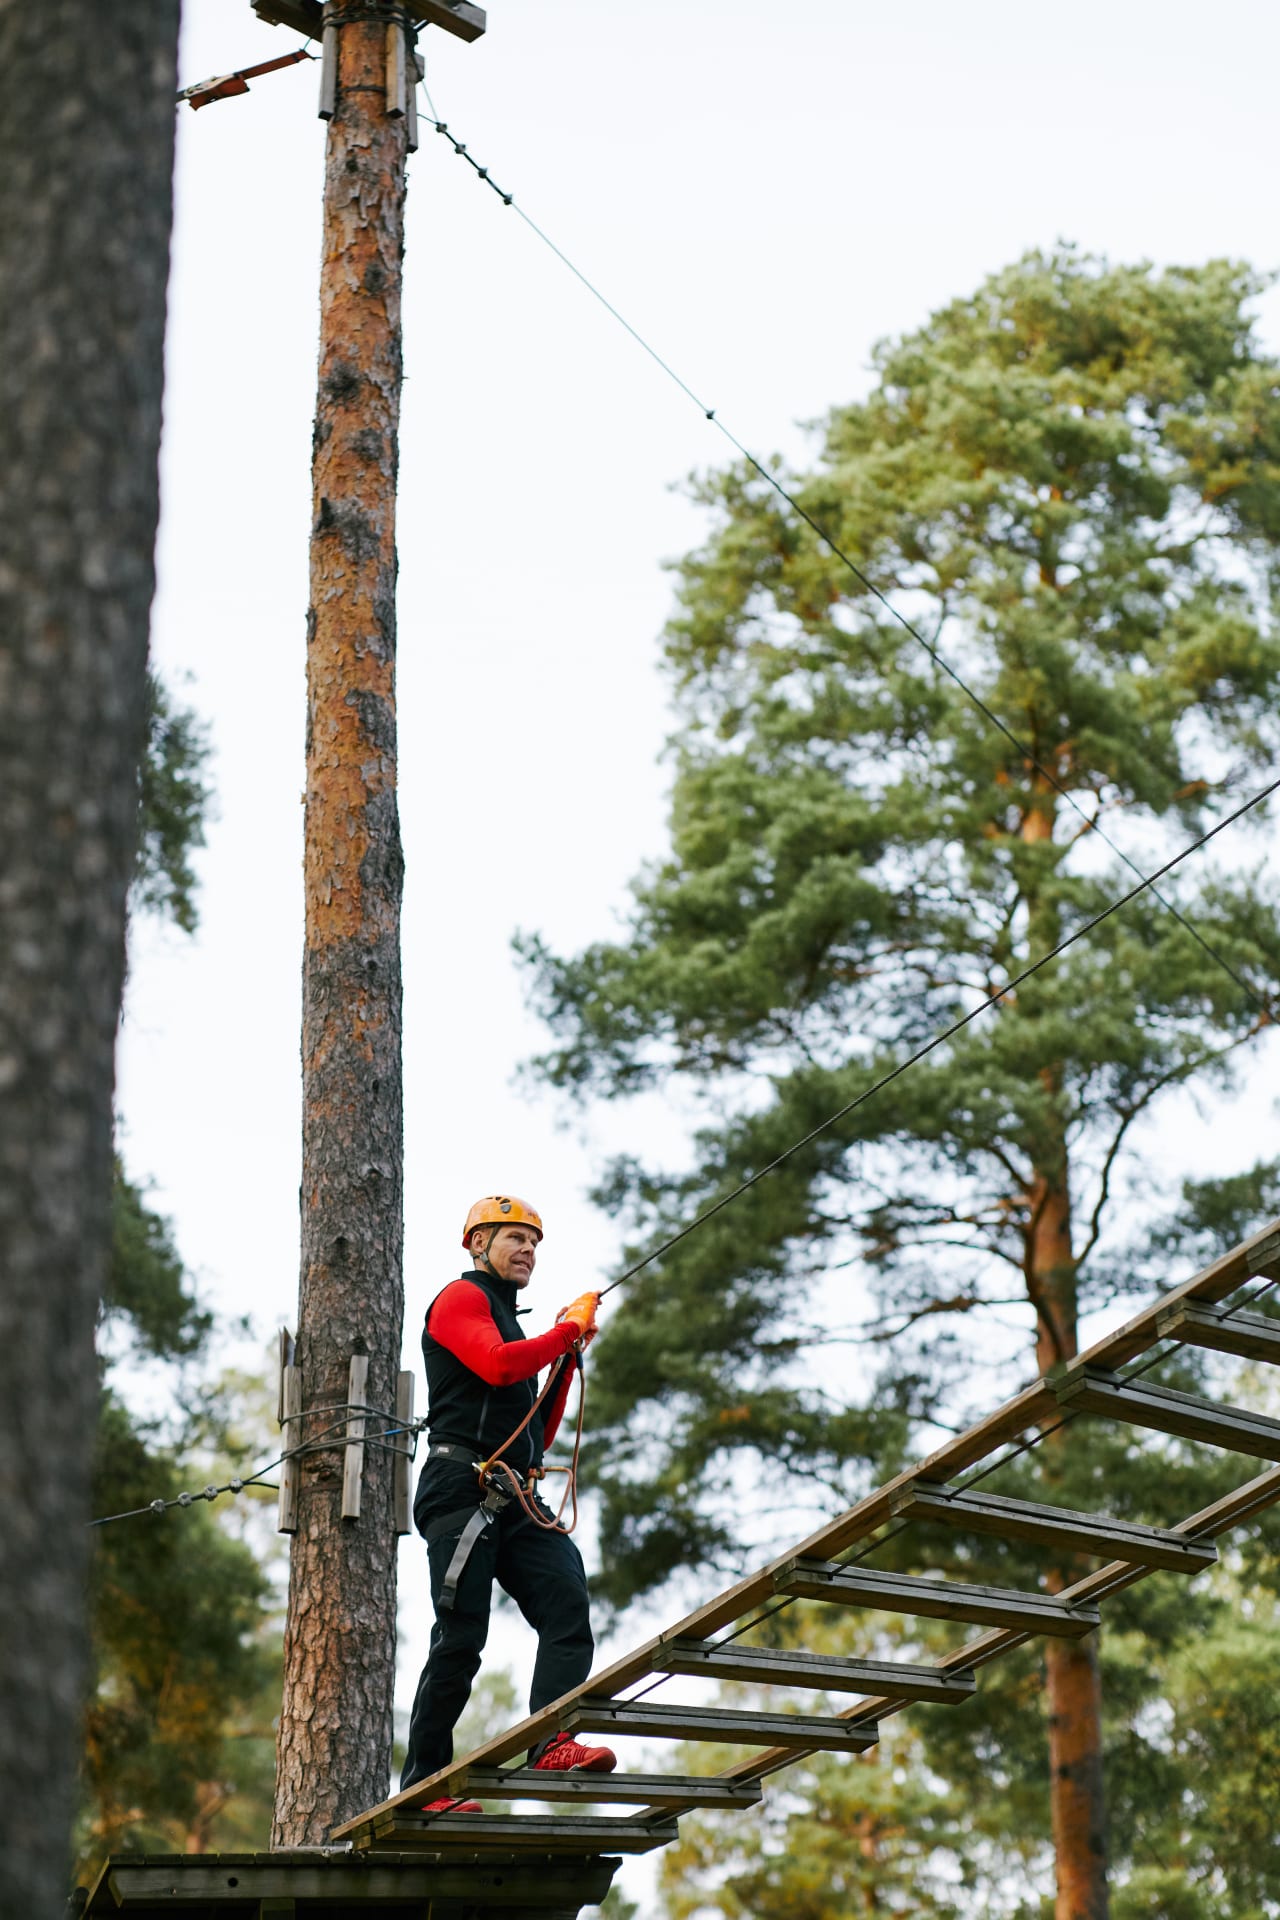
[{"xmin": 86, "ymin": 1403, "xmax": 418, "ymax": 1528}]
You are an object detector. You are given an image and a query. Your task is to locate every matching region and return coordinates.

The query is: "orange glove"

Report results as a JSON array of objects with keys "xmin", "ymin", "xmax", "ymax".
[{"xmin": 557, "ymin": 1290, "xmax": 600, "ymax": 1339}]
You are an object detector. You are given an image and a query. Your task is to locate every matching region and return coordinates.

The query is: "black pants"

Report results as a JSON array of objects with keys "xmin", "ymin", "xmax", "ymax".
[{"xmin": 400, "ymin": 1454, "xmax": 594, "ymax": 1792}]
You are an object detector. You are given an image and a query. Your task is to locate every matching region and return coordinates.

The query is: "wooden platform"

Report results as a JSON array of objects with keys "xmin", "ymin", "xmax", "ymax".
[
  {"xmin": 78, "ymin": 1849, "xmax": 619, "ymax": 1917},
  {"xmin": 331, "ymin": 1216, "xmax": 1280, "ymax": 1869}
]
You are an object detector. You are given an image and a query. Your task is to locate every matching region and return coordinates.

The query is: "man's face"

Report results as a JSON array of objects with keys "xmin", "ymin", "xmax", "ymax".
[{"xmin": 476, "ymin": 1223, "xmax": 539, "ymax": 1287}]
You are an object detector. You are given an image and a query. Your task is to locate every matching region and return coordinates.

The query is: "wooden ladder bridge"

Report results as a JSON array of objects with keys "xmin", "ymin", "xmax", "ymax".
[{"xmin": 333, "ymin": 1217, "xmax": 1280, "ymax": 1868}]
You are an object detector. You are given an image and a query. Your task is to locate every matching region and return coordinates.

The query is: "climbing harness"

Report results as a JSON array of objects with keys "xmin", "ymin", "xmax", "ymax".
[{"xmin": 429, "ymin": 1342, "xmax": 588, "ymax": 1610}]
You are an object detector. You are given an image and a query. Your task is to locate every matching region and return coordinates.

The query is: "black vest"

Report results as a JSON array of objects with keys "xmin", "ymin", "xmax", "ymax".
[{"xmin": 422, "ymin": 1270, "xmax": 554, "ymax": 1472}]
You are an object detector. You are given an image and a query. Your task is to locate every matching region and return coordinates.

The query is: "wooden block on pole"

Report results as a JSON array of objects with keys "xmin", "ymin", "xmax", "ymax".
[
  {"xmin": 385, "ymin": 21, "xmax": 407, "ymax": 116},
  {"xmin": 318, "ymin": 22, "xmax": 337, "ymax": 122},
  {"xmin": 277, "ymin": 1335, "xmax": 301, "ymax": 1536},
  {"xmin": 342, "ymin": 1354, "xmax": 370, "ymax": 1521},
  {"xmin": 394, "ymin": 1369, "xmax": 415, "ymax": 1534},
  {"xmin": 406, "ymin": 48, "xmax": 423, "ymax": 151}
]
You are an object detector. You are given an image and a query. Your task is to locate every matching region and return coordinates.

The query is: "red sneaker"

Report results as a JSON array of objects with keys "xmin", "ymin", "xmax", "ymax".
[
  {"xmin": 533, "ymin": 1733, "xmax": 617, "ymax": 1774},
  {"xmin": 421, "ymin": 1795, "xmax": 483, "ymax": 1814}
]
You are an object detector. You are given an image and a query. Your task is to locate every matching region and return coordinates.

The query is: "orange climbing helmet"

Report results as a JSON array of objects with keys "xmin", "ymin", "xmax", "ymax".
[{"xmin": 461, "ymin": 1194, "xmax": 544, "ymax": 1249}]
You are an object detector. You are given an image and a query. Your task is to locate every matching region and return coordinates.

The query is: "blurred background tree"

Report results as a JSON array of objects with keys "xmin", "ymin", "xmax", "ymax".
[{"xmin": 76, "ymin": 680, "xmax": 283, "ymax": 1879}]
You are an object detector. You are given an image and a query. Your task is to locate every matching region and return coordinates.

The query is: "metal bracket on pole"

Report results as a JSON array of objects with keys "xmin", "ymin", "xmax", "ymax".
[
  {"xmin": 394, "ymin": 1369, "xmax": 415, "ymax": 1532},
  {"xmin": 277, "ymin": 1329, "xmax": 301, "ymax": 1534},
  {"xmin": 341, "ymin": 1354, "xmax": 370, "ymax": 1519}
]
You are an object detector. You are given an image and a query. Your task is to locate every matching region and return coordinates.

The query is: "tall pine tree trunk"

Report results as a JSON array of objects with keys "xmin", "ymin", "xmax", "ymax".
[
  {"xmin": 272, "ymin": 2, "xmax": 407, "ymax": 1847},
  {"xmin": 0, "ymin": 4, "xmax": 179, "ymax": 1912},
  {"xmin": 1023, "ymin": 794, "xmax": 1109, "ymax": 1920},
  {"xmin": 1030, "ymin": 1162, "xmax": 1108, "ymax": 1920}
]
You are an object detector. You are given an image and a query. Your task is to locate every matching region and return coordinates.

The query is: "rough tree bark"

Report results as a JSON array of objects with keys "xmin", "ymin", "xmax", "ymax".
[
  {"xmin": 272, "ymin": 1, "xmax": 408, "ymax": 1847},
  {"xmin": 0, "ymin": 3, "xmax": 180, "ymax": 1913}
]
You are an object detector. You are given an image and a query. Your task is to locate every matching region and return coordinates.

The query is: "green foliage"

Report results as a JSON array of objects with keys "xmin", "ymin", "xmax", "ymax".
[
  {"xmin": 104, "ymin": 1159, "xmax": 213, "ymax": 1362},
  {"xmin": 586, "ymin": 1889, "xmax": 639, "ymax": 1920},
  {"xmin": 81, "ymin": 1182, "xmax": 281, "ymax": 1871},
  {"xmin": 519, "ymin": 248, "xmax": 1280, "ymax": 1611},
  {"xmin": 133, "ymin": 669, "xmax": 210, "ymax": 934},
  {"xmin": 81, "ymin": 1397, "xmax": 276, "ymax": 1864}
]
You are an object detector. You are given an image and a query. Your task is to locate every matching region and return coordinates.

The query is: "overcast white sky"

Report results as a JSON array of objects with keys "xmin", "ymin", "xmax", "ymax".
[{"xmin": 116, "ymin": 0, "xmax": 1280, "ymax": 1856}]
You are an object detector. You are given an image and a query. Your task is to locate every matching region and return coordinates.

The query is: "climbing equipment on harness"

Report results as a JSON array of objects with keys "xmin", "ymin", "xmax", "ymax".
[
  {"xmin": 435, "ymin": 1477, "xmax": 514, "ymax": 1610},
  {"xmin": 461, "ymin": 1195, "xmax": 544, "ymax": 1248},
  {"xmin": 428, "ymin": 1340, "xmax": 589, "ymax": 1609}
]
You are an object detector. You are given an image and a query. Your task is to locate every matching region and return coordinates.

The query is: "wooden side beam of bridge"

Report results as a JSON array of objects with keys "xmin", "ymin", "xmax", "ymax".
[{"xmin": 333, "ymin": 1216, "xmax": 1280, "ymax": 1855}]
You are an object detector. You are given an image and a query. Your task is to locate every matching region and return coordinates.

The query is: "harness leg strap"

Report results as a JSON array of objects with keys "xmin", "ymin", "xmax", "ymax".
[{"xmin": 438, "ymin": 1504, "xmax": 493, "ymax": 1612}]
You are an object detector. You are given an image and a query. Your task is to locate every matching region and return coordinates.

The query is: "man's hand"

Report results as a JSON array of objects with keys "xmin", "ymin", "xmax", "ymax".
[{"xmin": 557, "ymin": 1290, "xmax": 600, "ymax": 1341}]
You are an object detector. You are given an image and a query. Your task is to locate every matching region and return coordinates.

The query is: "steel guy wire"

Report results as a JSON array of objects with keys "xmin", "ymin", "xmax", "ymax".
[{"xmin": 417, "ymin": 99, "xmax": 1275, "ymax": 1034}]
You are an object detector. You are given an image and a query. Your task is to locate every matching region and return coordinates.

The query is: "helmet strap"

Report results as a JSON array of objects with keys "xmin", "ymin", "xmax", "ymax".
[{"xmin": 473, "ymin": 1223, "xmax": 503, "ymax": 1278}]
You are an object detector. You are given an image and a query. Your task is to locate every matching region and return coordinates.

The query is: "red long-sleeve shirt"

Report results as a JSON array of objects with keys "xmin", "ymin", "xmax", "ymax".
[{"xmin": 427, "ymin": 1280, "xmax": 578, "ymax": 1448}]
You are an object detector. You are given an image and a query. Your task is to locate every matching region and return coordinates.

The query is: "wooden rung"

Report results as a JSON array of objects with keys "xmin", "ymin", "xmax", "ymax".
[
  {"xmin": 890, "ymin": 1481, "xmax": 1218, "ymax": 1574},
  {"xmin": 456, "ymin": 1768, "xmax": 761, "ymax": 1809},
  {"xmin": 362, "ymin": 1810, "xmax": 676, "ymax": 1855},
  {"xmin": 1054, "ymin": 1366, "xmax": 1280, "ymax": 1461},
  {"xmin": 563, "ymin": 1696, "xmax": 879, "ymax": 1752},
  {"xmin": 1156, "ymin": 1301, "xmax": 1280, "ymax": 1366},
  {"xmin": 775, "ymin": 1557, "xmax": 1101, "ymax": 1638},
  {"xmin": 656, "ymin": 1638, "xmax": 975, "ymax": 1704}
]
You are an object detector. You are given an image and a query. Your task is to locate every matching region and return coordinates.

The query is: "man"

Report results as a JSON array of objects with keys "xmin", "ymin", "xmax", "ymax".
[{"xmin": 400, "ymin": 1194, "xmax": 616, "ymax": 1809}]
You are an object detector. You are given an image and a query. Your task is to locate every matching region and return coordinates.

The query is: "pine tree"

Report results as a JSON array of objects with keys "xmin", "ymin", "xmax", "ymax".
[{"xmin": 520, "ymin": 250, "xmax": 1280, "ymax": 1916}]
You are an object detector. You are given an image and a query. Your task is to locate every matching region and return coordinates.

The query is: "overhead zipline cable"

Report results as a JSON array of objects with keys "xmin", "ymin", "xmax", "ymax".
[{"xmin": 417, "ymin": 99, "xmax": 1274, "ymax": 1031}]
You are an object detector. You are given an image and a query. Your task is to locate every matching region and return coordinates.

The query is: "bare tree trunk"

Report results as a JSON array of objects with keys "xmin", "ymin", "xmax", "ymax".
[
  {"xmin": 1031, "ymin": 1146, "xmax": 1109, "ymax": 1920},
  {"xmin": 0, "ymin": 3, "xmax": 179, "ymax": 1913},
  {"xmin": 1021, "ymin": 791, "xmax": 1109, "ymax": 1920},
  {"xmin": 272, "ymin": 1, "xmax": 407, "ymax": 1847}
]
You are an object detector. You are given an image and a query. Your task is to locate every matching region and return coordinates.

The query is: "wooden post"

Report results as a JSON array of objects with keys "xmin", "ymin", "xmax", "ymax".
[
  {"xmin": 272, "ymin": 0, "xmax": 411, "ymax": 1847},
  {"xmin": 394, "ymin": 1369, "xmax": 415, "ymax": 1533},
  {"xmin": 255, "ymin": 0, "xmax": 489, "ymax": 1850},
  {"xmin": 278, "ymin": 1329, "xmax": 301, "ymax": 1534},
  {"xmin": 341, "ymin": 1354, "xmax": 370, "ymax": 1520}
]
